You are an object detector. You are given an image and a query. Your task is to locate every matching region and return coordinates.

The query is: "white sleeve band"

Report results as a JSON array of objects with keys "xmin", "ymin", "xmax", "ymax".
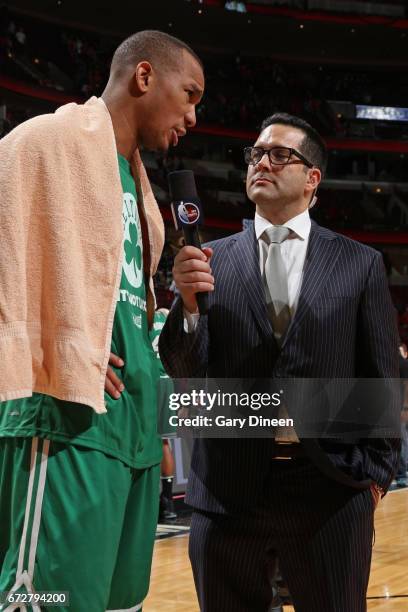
[{"xmin": 183, "ymin": 308, "xmax": 200, "ymax": 333}]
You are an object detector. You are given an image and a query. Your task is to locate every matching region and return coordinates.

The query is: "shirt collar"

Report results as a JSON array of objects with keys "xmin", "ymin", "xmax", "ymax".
[{"xmin": 254, "ymin": 208, "xmax": 311, "ymax": 242}]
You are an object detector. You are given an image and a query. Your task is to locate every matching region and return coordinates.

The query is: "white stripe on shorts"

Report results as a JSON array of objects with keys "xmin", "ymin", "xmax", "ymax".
[{"xmin": 2, "ymin": 438, "xmax": 50, "ymax": 612}]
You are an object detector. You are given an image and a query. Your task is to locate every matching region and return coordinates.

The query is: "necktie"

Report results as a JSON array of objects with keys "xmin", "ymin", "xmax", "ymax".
[
  {"xmin": 262, "ymin": 225, "xmax": 291, "ymax": 345},
  {"xmin": 262, "ymin": 226, "xmax": 299, "ymax": 444}
]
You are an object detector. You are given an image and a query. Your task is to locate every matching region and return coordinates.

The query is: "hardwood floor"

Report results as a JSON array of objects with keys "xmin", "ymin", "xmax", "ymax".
[
  {"xmin": 366, "ymin": 488, "xmax": 408, "ymax": 611},
  {"xmin": 144, "ymin": 488, "xmax": 408, "ymax": 611}
]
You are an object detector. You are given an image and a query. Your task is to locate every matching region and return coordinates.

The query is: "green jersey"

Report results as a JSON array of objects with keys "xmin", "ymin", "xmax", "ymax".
[
  {"xmin": 0, "ymin": 154, "xmax": 162, "ymax": 469},
  {"xmin": 149, "ymin": 310, "xmax": 175, "ymax": 437},
  {"xmin": 149, "ymin": 310, "xmax": 169, "ymax": 379}
]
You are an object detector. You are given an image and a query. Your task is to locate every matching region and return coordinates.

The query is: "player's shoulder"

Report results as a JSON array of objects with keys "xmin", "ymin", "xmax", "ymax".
[{"xmin": 0, "ymin": 101, "xmax": 87, "ymax": 151}]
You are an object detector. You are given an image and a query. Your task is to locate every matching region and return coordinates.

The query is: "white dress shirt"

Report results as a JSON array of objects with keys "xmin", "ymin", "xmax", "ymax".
[
  {"xmin": 184, "ymin": 209, "xmax": 311, "ymax": 332},
  {"xmin": 256, "ymin": 210, "xmax": 311, "ymax": 444},
  {"xmin": 255, "ymin": 208, "xmax": 311, "ymax": 318},
  {"xmin": 183, "ymin": 210, "xmax": 311, "ymax": 444}
]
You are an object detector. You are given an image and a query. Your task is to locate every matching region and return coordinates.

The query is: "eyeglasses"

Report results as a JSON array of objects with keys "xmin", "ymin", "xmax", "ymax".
[{"xmin": 244, "ymin": 146, "xmax": 313, "ymax": 168}]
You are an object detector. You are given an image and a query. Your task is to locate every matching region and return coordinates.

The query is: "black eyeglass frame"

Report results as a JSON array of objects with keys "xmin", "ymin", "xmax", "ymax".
[{"xmin": 244, "ymin": 146, "xmax": 314, "ymax": 169}]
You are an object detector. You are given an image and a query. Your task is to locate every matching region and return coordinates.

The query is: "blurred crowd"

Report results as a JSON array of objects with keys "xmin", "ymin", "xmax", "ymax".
[
  {"xmin": 220, "ymin": 0, "xmax": 408, "ymax": 15},
  {"xmin": 197, "ymin": 55, "xmax": 408, "ymax": 135},
  {"xmin": 2, "ymin": 7, "xmax": 408, "ymax": 321},
  {"xmin": 1, "ymin": 10, "xmax": 408, "ymax": 138}
]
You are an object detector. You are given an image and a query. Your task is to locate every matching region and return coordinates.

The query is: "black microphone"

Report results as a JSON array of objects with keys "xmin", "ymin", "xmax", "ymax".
[{"xmin": 168, "ymin": 170, "xmax": 208, "ymax": 315}]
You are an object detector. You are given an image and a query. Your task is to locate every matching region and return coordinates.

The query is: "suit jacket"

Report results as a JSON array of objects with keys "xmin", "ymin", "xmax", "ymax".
[{"xmin": 159, "ymin": 221, "xmax": 400, "ymax": 514}]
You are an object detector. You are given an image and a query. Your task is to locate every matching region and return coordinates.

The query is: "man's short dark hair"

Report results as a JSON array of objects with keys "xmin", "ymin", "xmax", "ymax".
[
  {"xmin": 261, "ymin": 112, "xmax": 328, "ymax": 176},
  {"xmin": 111, "ymin": 30, "xmax": 202, "ymax": 76}
]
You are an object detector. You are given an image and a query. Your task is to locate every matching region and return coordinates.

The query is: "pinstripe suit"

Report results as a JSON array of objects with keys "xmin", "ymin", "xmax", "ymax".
[{"xmin": 159, "ymin": 221, "xmax": 400, "ymax": 611}]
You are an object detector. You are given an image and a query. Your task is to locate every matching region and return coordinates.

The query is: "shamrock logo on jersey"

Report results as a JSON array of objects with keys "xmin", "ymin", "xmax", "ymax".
[
  {"xmin": 124, "ymin": 223, "xmax": 142, "ymax": 272},
  {"xmin": 122, "ymin": 192, "xmax": 143, "ymax": 288}
]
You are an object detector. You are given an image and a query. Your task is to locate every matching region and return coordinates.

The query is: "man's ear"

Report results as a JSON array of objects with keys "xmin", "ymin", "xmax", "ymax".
[
  {"xmin": 133, "ymin": 61, "xmax": 154, "ymax": 94},
  {"xmin": 307, "ymin": 167, "xmax": 321, "ymax": 191}
]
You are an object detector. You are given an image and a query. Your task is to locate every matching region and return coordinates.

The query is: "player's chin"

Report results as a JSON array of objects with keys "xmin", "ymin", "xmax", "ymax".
[
  {"xmin": 154, "ymin": 132, "xmax": 169, "ymax": 150},
  {"xmin": 143, "ymin": 133, "xmax": 169, "ymax": 153},
  {"xmin": 157, "ymin": 142, "xmax": 170, "ymax": 153}
]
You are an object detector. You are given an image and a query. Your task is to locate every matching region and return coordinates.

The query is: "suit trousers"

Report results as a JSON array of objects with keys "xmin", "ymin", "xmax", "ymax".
[{"xmin": 189, "ymin": 458, "xmax": 374, "ymax": 612}]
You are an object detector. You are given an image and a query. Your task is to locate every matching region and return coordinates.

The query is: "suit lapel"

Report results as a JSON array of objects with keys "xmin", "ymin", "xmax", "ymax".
[
  {"xmin": 226, "ymin": 227, "xmax": 276, "ymax": 342},
  {"xmin": 282, "ymin": 222, "xmax": 342, "ymax": 349},
  {"xmin": 225, "ymin": 223, "xmax": 342, "ymax": 348}
]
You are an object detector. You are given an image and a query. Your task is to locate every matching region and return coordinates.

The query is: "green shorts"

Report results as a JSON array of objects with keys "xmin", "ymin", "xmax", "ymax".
[{"xmin": 0, "ymin": 437, "xmax": 160, "ymax": 612}]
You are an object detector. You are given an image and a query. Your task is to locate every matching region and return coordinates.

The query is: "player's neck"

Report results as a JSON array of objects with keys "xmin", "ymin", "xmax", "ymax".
[{"xmin": 102, "ymin": 94, "xmax": 139, "ymax": 161}]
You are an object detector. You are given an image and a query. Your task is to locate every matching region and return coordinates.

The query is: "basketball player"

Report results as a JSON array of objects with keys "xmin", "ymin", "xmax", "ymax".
[{"xmin": 0, "ymin": 31, "xmax": 204, "ymax": 612}]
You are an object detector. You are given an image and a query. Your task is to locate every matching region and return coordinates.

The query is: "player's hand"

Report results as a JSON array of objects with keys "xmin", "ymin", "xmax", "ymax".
[
  {"xmin": 172, "ymin": 246, "xmax": 214, "ymax": 314},
  {"xmin": 105, "ymin": 352, "xmax": 125, "ymax": 399}
]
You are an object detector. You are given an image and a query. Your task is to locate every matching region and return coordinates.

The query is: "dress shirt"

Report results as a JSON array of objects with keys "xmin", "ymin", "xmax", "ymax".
[
  {"xmin": 256, "ymin": 208, "xmax": 311, "ymax": 317},
  {"xmin": 183, "ymin": 209, "xmax": 311, "ymax": 333},
  {"xmin": 256, "ymin": 210, "xmax": 311, "ymax": 444}
]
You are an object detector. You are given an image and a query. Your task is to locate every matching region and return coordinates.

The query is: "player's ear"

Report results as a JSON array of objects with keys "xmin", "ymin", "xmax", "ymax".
[{"xmin": 133, "ymin": 61, "xmax": 153, "ymax": 94}]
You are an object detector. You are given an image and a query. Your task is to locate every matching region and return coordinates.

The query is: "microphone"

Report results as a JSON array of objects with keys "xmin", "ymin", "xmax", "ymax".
[{"xmin": 168, "ymin": 170, "xmax": 208, "ymax": 315}]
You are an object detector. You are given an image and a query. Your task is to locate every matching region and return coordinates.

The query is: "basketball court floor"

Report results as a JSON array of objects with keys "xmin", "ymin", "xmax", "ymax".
[{"xmin": 145, "ymin": 488, "xmax": 408, "ymax": 611}]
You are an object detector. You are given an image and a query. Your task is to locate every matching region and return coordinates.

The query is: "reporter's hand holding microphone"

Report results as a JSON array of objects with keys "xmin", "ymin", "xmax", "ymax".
[
  {"xmin": 168, "ymin": 170, "xmax": 214, "ymax": 315},
  {"xmin": 172, "ymin": 245, "xmax": 214, "ymax": 314}
]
